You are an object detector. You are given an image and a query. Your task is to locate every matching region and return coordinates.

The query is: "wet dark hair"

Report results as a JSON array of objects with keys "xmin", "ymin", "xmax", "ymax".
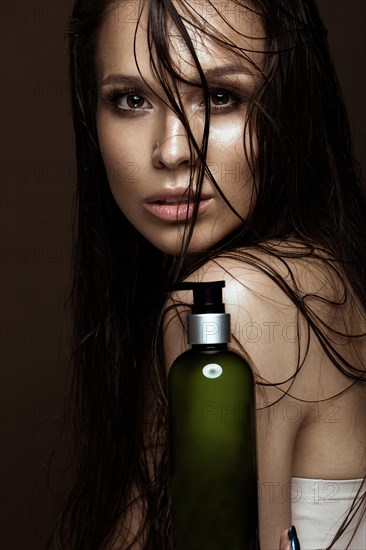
[{"xmin": 46, "ymin": 1, "xmax": 366, "ymax": 548}]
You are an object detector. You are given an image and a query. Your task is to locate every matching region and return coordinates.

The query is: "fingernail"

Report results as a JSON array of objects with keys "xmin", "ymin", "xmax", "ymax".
[{"xmin": 288, "ymin": 525, "xmax": 301, "ymax": 550}]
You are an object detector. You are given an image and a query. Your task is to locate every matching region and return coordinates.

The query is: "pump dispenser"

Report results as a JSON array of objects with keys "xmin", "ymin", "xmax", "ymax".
[{"xmin": 168, "ymin": 281, "xmax": 260, "ymax": 549}]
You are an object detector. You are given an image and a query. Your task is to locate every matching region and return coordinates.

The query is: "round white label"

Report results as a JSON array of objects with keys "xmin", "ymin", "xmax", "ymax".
[{"xmin": 202, "ymin": 363, "xmax": 223, "ymax": 379}]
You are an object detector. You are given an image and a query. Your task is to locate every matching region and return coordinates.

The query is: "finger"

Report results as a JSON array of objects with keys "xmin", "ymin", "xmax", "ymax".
[{"xmin": 279, "ymin": 528, "xmax": 291, "ymax": 550}]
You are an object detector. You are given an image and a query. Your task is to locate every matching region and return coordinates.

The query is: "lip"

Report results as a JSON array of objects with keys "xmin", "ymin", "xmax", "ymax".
[{"xmin": 144, "ymin": 188, "xmax": 213, "ymax": 222}]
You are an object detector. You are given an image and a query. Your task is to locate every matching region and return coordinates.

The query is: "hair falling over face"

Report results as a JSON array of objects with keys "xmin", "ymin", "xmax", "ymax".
[{"xmin": 45, "ymin": 1, "xmax": 366, "ymax": 549}]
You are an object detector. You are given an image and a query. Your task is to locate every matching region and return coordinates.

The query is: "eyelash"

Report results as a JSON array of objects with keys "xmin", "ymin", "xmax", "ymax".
[
  {"xmin": 103, "ymin": 87, "xmax": 151, "ymax": 115},
  {"xmin": 102, "ymin": 86, "xmax": 245, "ymax": 115},
  {"xmin": 206, "ymin": 88, "xmax": 244, "ymax": 112}
]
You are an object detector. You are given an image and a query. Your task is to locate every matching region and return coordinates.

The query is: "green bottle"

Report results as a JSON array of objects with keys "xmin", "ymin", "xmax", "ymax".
[{"xmin": 168, "ymin": 281, "xmax": 260, "ymax": 550}]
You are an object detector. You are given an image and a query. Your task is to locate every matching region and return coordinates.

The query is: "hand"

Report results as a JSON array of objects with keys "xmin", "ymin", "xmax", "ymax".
[{"xmin": 279, "ymin": 526, "xmax": 301, "ymax": 550}]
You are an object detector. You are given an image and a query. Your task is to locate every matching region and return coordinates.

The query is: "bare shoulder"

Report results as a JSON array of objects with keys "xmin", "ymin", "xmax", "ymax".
[
  {"xmin": 170, "ymin": 240, "xmax": 351, "ymax": 318},
  {"xmin": 164, "ymin": 243, "xmax": 365, "ymax": 401}
]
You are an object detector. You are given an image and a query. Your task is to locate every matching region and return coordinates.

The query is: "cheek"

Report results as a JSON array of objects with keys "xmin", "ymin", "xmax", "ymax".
[
  {"xmin": 97, "ymin": 116, "xmax": 120, "ymax": 181},
  {"xmin": 210, "ymin": 120, "xmax": 244, "ymax": 149},
  {"xmin": 206, "ymin": 118, "xmax": 256, "ymax": 223},
  {"xmin": 208, "ymin": 117, "xmax": 251, "ymax": 173},
  {"xmin": 208, "ymin": 120, "xmax": 254, "ymax": 191},
  {"xmin": 97, "ymin": 115, "xmax": 137, "ymax": 192}
]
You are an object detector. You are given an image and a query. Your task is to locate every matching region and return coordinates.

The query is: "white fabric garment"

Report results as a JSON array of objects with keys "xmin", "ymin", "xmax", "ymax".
[{"xmin": 291, "ymin": 477, "xmax": 365, "ymax": 549}]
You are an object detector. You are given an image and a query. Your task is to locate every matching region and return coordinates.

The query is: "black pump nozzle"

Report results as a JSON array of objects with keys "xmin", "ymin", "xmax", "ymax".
[
  {"xmin": 168, "ymin": 281, "xmax": 230, "ymax": 345},
  {"xmin": 169, "ymin": 281, "xmax": 226, "ymax": 314}
]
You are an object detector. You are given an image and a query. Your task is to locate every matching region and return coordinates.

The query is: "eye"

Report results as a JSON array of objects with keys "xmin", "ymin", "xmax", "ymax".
[
  {"xmin": 210, "ymin": 91, "xmax": 235, "ymax": 107},
  {"xmin": 102, "ymin": 87, "xmax": 153, "ymax": 114},
  {"xmin": 116, "ymin": 93, "xmax": 151, "ymax": 111},
  {"xmin": 206, "ymin": 89, "xmax": 242, "ymax": 112}
]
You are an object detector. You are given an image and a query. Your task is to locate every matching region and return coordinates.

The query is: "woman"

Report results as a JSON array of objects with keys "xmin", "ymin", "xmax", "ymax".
[{"xmin": 49, "ymin": 0, "xmax": 365, "ymax": 548}]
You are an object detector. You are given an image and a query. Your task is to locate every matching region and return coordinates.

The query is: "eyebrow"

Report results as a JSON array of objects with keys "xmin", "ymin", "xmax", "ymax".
[
  {"xmin": 202, "ymin": 64, "xmax": 255, "ymax": 79},
  {"xmin": 100, "ymin": 74, "xmax": 148, "ymax": 87},
  {"xmin": 100, "ymin": 64, "xmax": 255, "ymax": 87}
]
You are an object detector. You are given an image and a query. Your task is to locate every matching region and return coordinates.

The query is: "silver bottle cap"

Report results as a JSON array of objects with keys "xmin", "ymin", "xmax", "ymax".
[{"xmin": 187, "ymin": 313, "xmax": 231, "ymax": 345}]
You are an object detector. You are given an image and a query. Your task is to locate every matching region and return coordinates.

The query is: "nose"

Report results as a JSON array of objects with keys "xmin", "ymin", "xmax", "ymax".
[{"xmin": 152, "ymin": 110, "xmax": 191, "ymax": 170}]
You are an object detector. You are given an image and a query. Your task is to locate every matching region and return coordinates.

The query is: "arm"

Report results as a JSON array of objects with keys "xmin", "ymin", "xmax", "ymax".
[{"xmin": 164, "ymin": 257, "xmax": 307, "ymax": 549}]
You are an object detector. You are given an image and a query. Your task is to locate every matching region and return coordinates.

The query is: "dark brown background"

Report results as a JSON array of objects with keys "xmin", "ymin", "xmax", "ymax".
[{"xmin": 1, "ymin": 1, "xmax": 365, "ymax": 548}]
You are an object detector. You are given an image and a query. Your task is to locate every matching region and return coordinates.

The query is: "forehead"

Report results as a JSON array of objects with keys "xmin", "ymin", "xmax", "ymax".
[{"xmin": 95, "ymin": 0, "xmax": 264, "ymax": 82}]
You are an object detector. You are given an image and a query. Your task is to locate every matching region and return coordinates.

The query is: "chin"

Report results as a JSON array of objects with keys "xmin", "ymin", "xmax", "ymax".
[
  {"xmin": 139, "ymin": 223, "xmax": 240, "ymax": 257},
  {"xmin": 144, "ymin": 234, "xmax": 213, "ymax": 257}
]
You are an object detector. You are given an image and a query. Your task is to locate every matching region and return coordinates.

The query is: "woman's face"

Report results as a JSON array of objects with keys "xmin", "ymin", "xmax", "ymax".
[{"xmin": 96, "ymin": 0, "xmax": 264, "ymax": 255}]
